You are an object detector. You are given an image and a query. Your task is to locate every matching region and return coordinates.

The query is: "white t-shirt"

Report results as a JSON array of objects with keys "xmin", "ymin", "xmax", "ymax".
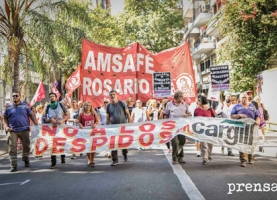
[
  {"xmin": 36, "ymin": 113, "xmax": 43, "ymax": 124},
  {"xmin": 67, "ymin": 108, "xmax": 80, "ymax": 125},
  {"xmin": 132, "ymin": 107, "xmax": 147, "ymax": 123}
]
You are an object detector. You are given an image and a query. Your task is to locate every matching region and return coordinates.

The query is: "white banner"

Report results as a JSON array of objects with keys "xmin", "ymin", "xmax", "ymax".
[{"xmin": 31, "ymin": 117, "xmax": 259, "ymax": 156}]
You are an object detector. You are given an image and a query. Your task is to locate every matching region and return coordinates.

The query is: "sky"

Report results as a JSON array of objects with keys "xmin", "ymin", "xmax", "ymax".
[{"xmin": 110, "ymin": 0, "xmax": 125, "ymax": 15}]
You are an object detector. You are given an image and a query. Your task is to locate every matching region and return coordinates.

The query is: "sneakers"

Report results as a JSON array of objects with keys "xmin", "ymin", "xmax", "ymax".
[
  {"xmin": 172, "ymin": 160, "xmax": 177, "ymax": 165},
  {"xmin": 249, "ymin": 160, "xmax": 254, "ymax": 165},
  {"xmin": 50, "ymin": 165, "xmax": 56, "ymax": 169},
  {"xmin": 61, "ymin": 159, "xmax": 66, "ymax": 164},
  {"xmin": 196, "ymin": 152, "xmax": 201, "ymax": 157},
  {"xmin": 10, "ymin": 167, "xmax": 17, "ymax": 172},
  {"xmin": 241, "ymin": 162, "xmax": 246, "ymax": 167},
  {"xmin": 202, "ymin": 160, "xmax": 207, "ymax": 165},
  {"xmin": 178, "ymin": 158, "xmax": 186, "ymax": 164},
  {"xmin": 25, "ymin": 160, "xmax": 30, "ymax": 167},
  {"xmin": 71, "ymin": 154, "xmax": 77, "ymax": 159},
  {"xmin": 111, "ymin": 161, "xmax": 118, "ymax": 166},
  {"xmin": 168, "ymin": 149, "xmax": 172, "ymax": 153},
  {"xmin": 124, "ymin": 155, "xmax": 128, "ymax": 162},
  {"xmin": 80, "ymin": 153, "xmax": 83, "ymax": 157},
  {"xmin": 208, "ymin": 156, "xmax": 212, "ymax": 161},
  {"xmin": 228, "ymin": 152, "xmax": 234, "ymax": 156}
]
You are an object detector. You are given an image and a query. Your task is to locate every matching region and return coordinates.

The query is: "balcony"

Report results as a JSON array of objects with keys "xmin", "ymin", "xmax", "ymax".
[
  {"xmin": 193, "ymin": 38, "xmax": 216, "ymax": 55},
  {"xmin": 192, "ymin": 54, "xmax": 201, "ymax": 61},
  {"xmin": 193, "ymin": 13, "xmax": 213, "ymax": 28}
]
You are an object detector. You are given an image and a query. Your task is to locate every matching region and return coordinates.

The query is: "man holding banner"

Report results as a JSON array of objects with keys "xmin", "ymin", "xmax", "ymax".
[
  {"xmin": 231, "ymin": 92, "xmax": 260, "ymax": 167},
  {"xmin": 44, "ymin": 92, "xmax": 70, "ymax": 169},
  {"xmin": 106, "ymin": 90, "xmax": 132, "ymax": 166},
  {"xmin": 164, "ymin": 91, "xmax": 191, "ymax": 165}
]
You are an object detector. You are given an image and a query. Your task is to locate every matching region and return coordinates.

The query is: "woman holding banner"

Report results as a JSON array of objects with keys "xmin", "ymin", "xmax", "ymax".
[
  {"xmin": 78, "ymin": 101, "xmax": 99, "ymax": 167},
  {"xmin": 194, "ymin": 95, "xmax": 216, "ymax": 165}
]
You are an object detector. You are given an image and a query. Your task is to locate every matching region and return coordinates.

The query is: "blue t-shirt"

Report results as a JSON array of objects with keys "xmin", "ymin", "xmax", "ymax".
[
  {"xmin": 231, "ymin": 103, "xmax": 260, "ymax": 120},
  {"xmin": 4, "ymin": 102, "xmax": 32, "ymax": 132}
]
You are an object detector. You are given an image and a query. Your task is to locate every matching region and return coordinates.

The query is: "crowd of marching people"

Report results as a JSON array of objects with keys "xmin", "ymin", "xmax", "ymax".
[{"xmin": 1, "ymin": 89, "xmax": 270, "ymax": 172}]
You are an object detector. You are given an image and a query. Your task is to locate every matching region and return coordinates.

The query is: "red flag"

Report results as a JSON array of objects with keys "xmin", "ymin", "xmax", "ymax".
[
  {"xmin": 65, "ymin": 65, "xmax": 81, "ymax": 94},
  {"xmin": 30, "ymin": 81, "xmax": 45, "ymax": 107},
  {"xmin": 52, "ymin": 85, "xmax": 61, "ymax": 99}
]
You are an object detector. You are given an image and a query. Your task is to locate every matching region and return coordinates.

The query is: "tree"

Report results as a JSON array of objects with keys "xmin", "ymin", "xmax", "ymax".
[
  {"xmin": 0, "ymin": 0, "xmax": 91, "ymax": 93},
  {"xmin": 119, "ymin": 0, "xmax": 184, "ymax": 52},
  {"xmin": 217, "ymin": 0, "xmax": 277, "ymax": 92}
]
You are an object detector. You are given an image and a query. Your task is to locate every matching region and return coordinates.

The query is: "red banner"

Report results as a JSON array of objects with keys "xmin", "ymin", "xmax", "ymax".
[
  {"xmin": 30, "ymin": 81, "xmax": 45, "ymax": 107},
  {"xmin": 81, "ymin": 39, "xmax": 196, "ymax": 107},
  {"xmin": 65, "ymin": 64, "xmax": 81, "ymax": 94}
]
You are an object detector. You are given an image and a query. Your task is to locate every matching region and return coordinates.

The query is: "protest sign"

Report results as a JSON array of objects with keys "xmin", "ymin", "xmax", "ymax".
[{"xmin": 210, "ymin": 65, "xmax": 230, "ymax": 91}]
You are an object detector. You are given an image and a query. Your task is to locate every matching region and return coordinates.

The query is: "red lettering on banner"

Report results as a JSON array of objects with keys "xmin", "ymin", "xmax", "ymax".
[
  {"xmin": 120, "ymin": 126, "xmax": 134, "ymax": 134},
  {"xmin": 42, "ymin": 125, "xmax": 57, "ymax": 136},
  {"xmin": 91, "ymin": 137, "xmax": 108, "ymax": 151},
  {"xmin": 90, "ymin": 128, "xmax": 106, "ymax": 136},
  {"xmin": 161, "ymin": 121, "xmax": 176, "ymax": 130},
  {"xmin": 138, "ymin": 133, "xmax": 154, "ymax": 147},
  {"xmin": 118, "ymin": 135, "xmax": 133, "ymax": 149},
  {"xmin": 70, "ymin": 138, "xmax": 87, "ymax": 153},
  {"xmin": 64, "ymin": 127, "xmax": 79, "ymax": 137},
  {"xmin": 52, "ymin": 138, "xmax": 66, "ymax": 154},
  {"xmin": 159, "ymin": 131, "xmax": 173, "ymax": 144},
  {"xmin": 109, "ymin": 136, "xmax": 116, "ymax": 150},
  {"xmin": 35, "ymin": 138, "xmax": 49, "ymax": 155},
  {"xmin": 182, "ymin": 125, "xmax": 194, "ymax": 136},
  {"xmin": 139, "ymin": 123, "xmax": 155, "ymax": 132}
]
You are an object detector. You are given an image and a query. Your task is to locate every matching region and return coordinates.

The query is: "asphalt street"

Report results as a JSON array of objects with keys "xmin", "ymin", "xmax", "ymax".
[{"xmin": 0, "ymin": 141, "xmax": 277, "ymax": 200}]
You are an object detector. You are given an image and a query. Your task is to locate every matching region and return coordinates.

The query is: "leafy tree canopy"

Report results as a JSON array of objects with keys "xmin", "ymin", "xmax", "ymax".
[{"xmin": 217, "ymin": 0, "xmax": 277, "ymax": 92}]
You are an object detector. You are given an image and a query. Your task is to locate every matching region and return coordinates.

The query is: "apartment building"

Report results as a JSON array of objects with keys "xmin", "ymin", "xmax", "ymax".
[{"xmin": 182, "ymin": 0, "xmax": 223, "ymax": 95}]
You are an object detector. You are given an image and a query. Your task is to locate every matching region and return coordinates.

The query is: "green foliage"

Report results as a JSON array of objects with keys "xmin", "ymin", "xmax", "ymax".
[
  {"xmin": 217, "ymin": 0, "xmax": 277, "ymax": 92},
  {"xmin": 122, "ymin": 0, "xmax": 184, "ymax": 52},
  {"xmin": 0, "ymin": 0, "xmax": 184, "ymax": 98}
]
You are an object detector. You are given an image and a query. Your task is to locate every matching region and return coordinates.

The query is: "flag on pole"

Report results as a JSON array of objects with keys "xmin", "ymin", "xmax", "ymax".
[
  {"xmin": 65, "ymin": 64, "xmax": 81, "ymax": 94},
  {"xmin": 52, "ymin": 80, "xmax": 61, "ymax": 99},
  {"xmin": 30, "ymin": 81, "xmax": 45, "ymax": 107}
]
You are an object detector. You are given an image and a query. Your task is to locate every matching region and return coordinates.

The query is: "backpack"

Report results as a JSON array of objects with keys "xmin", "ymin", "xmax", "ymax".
[{"xmin": 42, "ymin": 103, "xmax": 67, "ymax": 123}]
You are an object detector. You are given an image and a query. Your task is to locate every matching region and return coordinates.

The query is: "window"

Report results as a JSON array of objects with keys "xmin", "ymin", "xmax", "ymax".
[
  {"xmin": 200, "ymin": 62, "xmax": 205, "ymax": 72},
  {"xmin": 205, "ymin": 60, "xmax": 211, "ymax": 70}
]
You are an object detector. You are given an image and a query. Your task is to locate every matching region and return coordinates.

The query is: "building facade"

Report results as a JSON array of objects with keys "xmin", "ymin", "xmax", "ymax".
[{"xmin": 182, "ymin": 0, "xmax": 224, "ymax": 95}]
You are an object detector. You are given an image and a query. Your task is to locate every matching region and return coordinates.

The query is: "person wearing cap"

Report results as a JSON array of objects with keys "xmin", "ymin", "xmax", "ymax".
[
  {"xmin": 231, "ymin": 92, "xmax": 260, "ymax": 167},
  {"xmin": 164, "ymin": 91, "xmax": 191, "ymax": 165},
  {"xmin": 246, "ymin": 90, "xmax": 258, "ymax": 110}
]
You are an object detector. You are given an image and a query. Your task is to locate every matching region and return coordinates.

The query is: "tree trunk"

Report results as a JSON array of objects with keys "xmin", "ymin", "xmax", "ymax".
[{"xmin": 9, "ymin": 39, "xmax": 22, "ymax": 93}]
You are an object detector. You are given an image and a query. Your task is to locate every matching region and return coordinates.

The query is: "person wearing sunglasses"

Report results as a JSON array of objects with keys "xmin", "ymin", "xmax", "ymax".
[{"xmin": 3, "ymin": 91, "xmax": 38, "ymax": 172}]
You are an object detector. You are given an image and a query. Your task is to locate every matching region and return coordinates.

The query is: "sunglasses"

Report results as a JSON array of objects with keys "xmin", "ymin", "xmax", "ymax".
[
  {"xmin": 13, "ymin": 95, "xmax": 19, "ymax": 97},
  {"xmin": 104, "ymin": 102, "xmax": 108, "ymax": 104}
]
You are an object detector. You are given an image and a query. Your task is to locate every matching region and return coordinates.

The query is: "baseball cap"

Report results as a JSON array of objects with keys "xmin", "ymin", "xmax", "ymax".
[{"xmin": 246, "ymin": 90, "xmax": 253, "ymax": 94}]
